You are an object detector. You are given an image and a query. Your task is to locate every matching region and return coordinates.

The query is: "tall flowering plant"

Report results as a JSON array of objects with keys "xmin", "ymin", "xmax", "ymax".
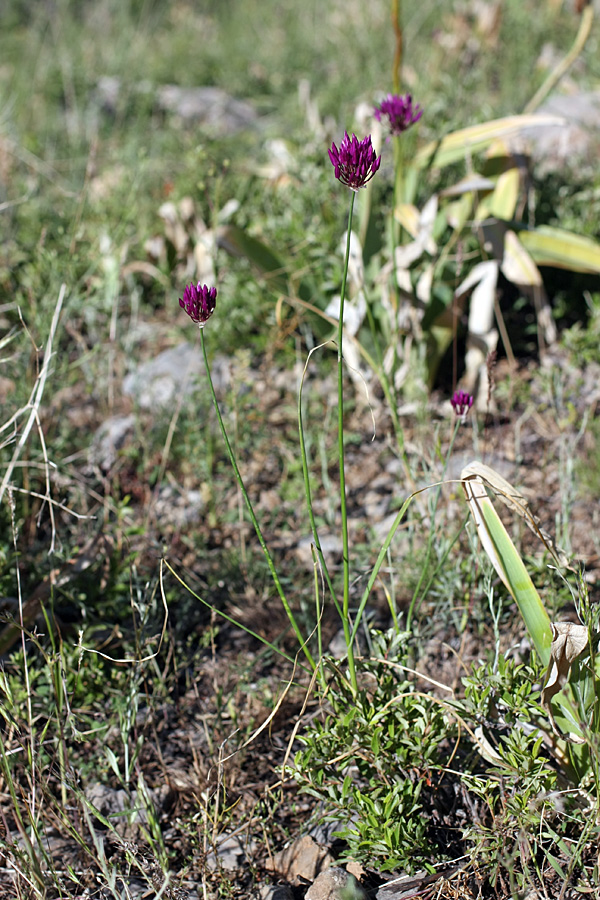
[
  {"xmin": 324, "ymin": 131, "xmax": 381, "ymax": 690},
  {"xmin": 173, "ymin": 132, "xmax": 484, "ymax": 704},
  {"xmin": 175, "ymin": 135, "xmax": 425, "ymax": 697},
  {"xmin": 178, "ymin": 282, "xmax": 315, "ymax": 671}
]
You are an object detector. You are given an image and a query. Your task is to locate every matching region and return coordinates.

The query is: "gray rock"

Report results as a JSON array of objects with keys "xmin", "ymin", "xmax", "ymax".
[
  {"xmin": 153, "ymin": 485, "xmax": 205, "ymax": 527},
  {"xmin": 266, "ymin": 834, "xmax": 334, "ymax": 883},
  {"xmin": 255, "ymin": 886, "xmax": 294, "ymax": 900},
  {"xmin": 95, "ymin": 75, "xmax": 121, "ymax": 112},
  {"xmin": 370, "ymin": 511, "xmax": 404, "ymax": 546},
  {"xmin": 205, "ymin": 833, "xmax": 256, "ymax": 872},
  {"xmin": 85, "ymin": 782, "xmax": 163, "ymax": 838},
  {"xmin": 307, "ymin": 819, "xmax": 345, "ymax": 845},
  {"xmin": 305, "ymin": 867, "xmax": 368, "ymax": 900},
  {"xmin": 123, "ymin": 342, "xmax": 203, "ymax": 410},
  {"xmin": 122, "ymin": 344, "xmax": 235, "ymax": 410},
  {"xmin": 295, "ymin": 534, "xmax": 343, "ymax": 567},
  {"xmin": 95, "ymin": 77, "xmax": 257, "ymax": 135},
  {"xmin": 517, "ymin": 90, "xmax": 600, "ymax": 173},
  {"xmin": 156, "ymin": 85, "xmax": 257, "ymax": 133},
  {"xmin": 89, "ymin": 414, "xmax": 136, "ymax": 471}
]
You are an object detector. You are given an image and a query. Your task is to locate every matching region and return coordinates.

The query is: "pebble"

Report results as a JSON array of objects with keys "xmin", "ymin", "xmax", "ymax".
[
  {"xmin": 305, "ymin": 867, "xmax": 368, "ymax": 900},
  {"xmin": 255, "ymin": 886, "xmax": 294, "ymax": 900}
]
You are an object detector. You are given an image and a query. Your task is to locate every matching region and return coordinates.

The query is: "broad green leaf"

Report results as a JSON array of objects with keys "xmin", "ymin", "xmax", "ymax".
[
  {"xmin": 518, "ymin": 226, "xmax": 600, "ymax": 274},
  {"xmin": 414, "ymin": 115, "xmax": 564, "ymax": 171},
  {"xmin": 490, "ymin": 167, "xmax": 520, "ymax": 220},
  {"xmin": 461, "ymin": 472, "xmax": 552, "ymax": 663},
  {"xmin": 461, "ymin": 465, "xmax": 587, "ymax": 749},
  {"xmin": 501, "ymin": 230, "xmax": 542, "ymax": 288}
]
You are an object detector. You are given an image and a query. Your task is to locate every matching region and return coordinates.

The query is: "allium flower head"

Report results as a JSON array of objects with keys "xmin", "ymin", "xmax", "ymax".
[
  {"xmin": 450, "ymin": 390, "xmax": 474, "ymax": 420},
  {"xmin": 374, "ymin": 93, "xmax": 423, "ymax": 136},
  {"xmin": 328, "ymin": 132, "xmax": 381, "ymax": 191},
  {"xmin": 179, "ymin": 282, "xmax": 217, "ymax": 327}
]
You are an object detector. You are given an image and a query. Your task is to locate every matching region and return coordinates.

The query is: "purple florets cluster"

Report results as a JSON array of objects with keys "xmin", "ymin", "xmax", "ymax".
[
  {"xmin": 374, "ymin": 93, "xmax": 423, "ymax": 136},
  {"xmin": 328, "ymin": 132, "xmax": 381, "ymax": 191},
  {"xmin": 450, "ymin": 390, "xmax": 474, "ymax": 420},
  {"xmin": 179, "ymin": 282, "xmax": 217, "ymax": 327}
]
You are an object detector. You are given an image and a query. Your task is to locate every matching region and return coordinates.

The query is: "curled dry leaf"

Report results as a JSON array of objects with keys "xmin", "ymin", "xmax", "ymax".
[
  {"xmin": 542, "ymin": 622, "xmax": 588, "ymax": 744},
  {"xmin": 542, "ymin": 622, "xmax": 589, "ymax": 744},
  {"xmin": 541, "ymin": 622, "xmax": 589, "ymax": 707}
]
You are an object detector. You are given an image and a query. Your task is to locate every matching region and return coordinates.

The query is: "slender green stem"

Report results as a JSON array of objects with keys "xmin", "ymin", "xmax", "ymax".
[
  {"xmin": 406, "ymin": 418, "xmax": 461, "ymax": 631},
  {"xmin": 311, "ymin": 544, "xmax": 324, "ymax": 668},
  {"xmin": 200, "ymin": 328, "xmax": 315, "ymax": 670},
  {"xmin": 298, "ymin": 371, "xmax": 342, "ymax": 619},
  {"xmin": 338, "ymin": 192, "xmax": 357, "ymax": 693},
  {"xmin": 393, "ymin": 134, "xmax": 404, "ymax": 212},
  {"xmin": 389, "ymin": 137, "xmax": 404, "ymax": 433}
]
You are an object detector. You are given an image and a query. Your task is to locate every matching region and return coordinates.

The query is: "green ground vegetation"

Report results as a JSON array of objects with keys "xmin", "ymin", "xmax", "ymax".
[{"xmin": 1, "ymin": 0, "xmax": 600, "ymax": 897}]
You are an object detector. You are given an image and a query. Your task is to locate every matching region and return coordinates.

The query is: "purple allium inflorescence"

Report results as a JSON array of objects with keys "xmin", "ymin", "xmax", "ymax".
[
  {"xmin": 374, "ymin": 93, "xmax": 423, "ymax": 136},
  {"xmin": 179, "ymin": 282, "xmax": 217, "ymax": 327},
  {"xmin": 328, "ymin": 132, "xmax": 381, "ymax": 191},
  {"xmin": 450, "ymin": 390, "xmax": 474, "ymax": 420}
]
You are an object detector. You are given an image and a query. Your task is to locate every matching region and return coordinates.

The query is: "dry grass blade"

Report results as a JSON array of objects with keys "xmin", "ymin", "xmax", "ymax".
[{"xmin": 0, "ymin": 284, "xmax": 65, "ymax": 510}]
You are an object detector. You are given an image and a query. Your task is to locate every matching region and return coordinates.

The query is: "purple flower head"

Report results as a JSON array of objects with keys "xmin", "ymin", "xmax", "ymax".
[
  {"xmin": 328, "ymin": 132, "xmax": 381, "ymax": 191},
  {"xmin": 374, "ymin": 93, "xmax": 423, "ymax": 136},
  {"xmin": 179, "ymin": 282, "xmax": 217, "ymax": 327},
  {"xmin": 450, "ymin": 390, "xmax": 474, "ymax": 420}
]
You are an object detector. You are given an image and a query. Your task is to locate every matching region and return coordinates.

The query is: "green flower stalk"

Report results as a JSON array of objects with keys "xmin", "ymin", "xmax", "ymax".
[
  {"xmin": 179, "ymin": 282, "xmax": 315, "ymax": 670},
  {"xmin": 326, "ymin": 132, "xmax": 381, "ymax": 693},
  {"xmin": 374, "ymin": 92, "xmax": 423, "ymax": 211}
]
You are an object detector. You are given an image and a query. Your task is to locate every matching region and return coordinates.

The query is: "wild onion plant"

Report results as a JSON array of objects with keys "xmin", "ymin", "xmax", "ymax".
[{"xmin": 174, "ymin": 128, "xmax": 431, "ymax": 696}]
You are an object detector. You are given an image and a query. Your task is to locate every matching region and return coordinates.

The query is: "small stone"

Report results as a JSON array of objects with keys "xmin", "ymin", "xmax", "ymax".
[
  {"xmin": 89, "ymin": 414, "xmax": 136, "ymax": 471},
  {"xmin": 266, "ymin": 835, "xmax": 334, "ymax": 884},
  {"xmin": 205, "ymin": 833, "xmax": 255, "ymax": 871},
  {"xmin": 345, "ymin": 860, "xmax": 366, "ymax": 881},
  {"xmin": 305, "ymin": 867, "xmax": 368, "ymax": 900},
  {"xmin": 255, "ymin": 886, "xmax": 294, "ymax": 900},
  {"xmin": 95, "ymin": 78, "xmax": 257, "ymax": 135},
  {"xmin": 123, "ymin": 344, "xmax": 235, "ymax": 410},
  {"xmin": 516, "ymin": 90, "xmax": 600, "ymax": 174},
  {"xmin": 123, "ymin": 343, "xmax": 203, "ymax": 410}
]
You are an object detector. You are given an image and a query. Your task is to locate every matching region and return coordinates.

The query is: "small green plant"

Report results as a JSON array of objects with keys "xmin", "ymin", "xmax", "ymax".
[
  {"xmin": 457, "ymin": 654, "xmax": 600, "ymax": 893},
  {"xmin": 461, "ymin": 461, "xmax": 600, "ymax": 785},
  {"xmin": 292, "ymin": 631, "xmax": 452, "ymax": 873}
]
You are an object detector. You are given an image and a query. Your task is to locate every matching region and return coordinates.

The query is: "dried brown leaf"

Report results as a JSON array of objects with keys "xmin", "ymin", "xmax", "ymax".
[{"xmin": 542, "ymin": 622, "xmax": 588, "ymax": 706}]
